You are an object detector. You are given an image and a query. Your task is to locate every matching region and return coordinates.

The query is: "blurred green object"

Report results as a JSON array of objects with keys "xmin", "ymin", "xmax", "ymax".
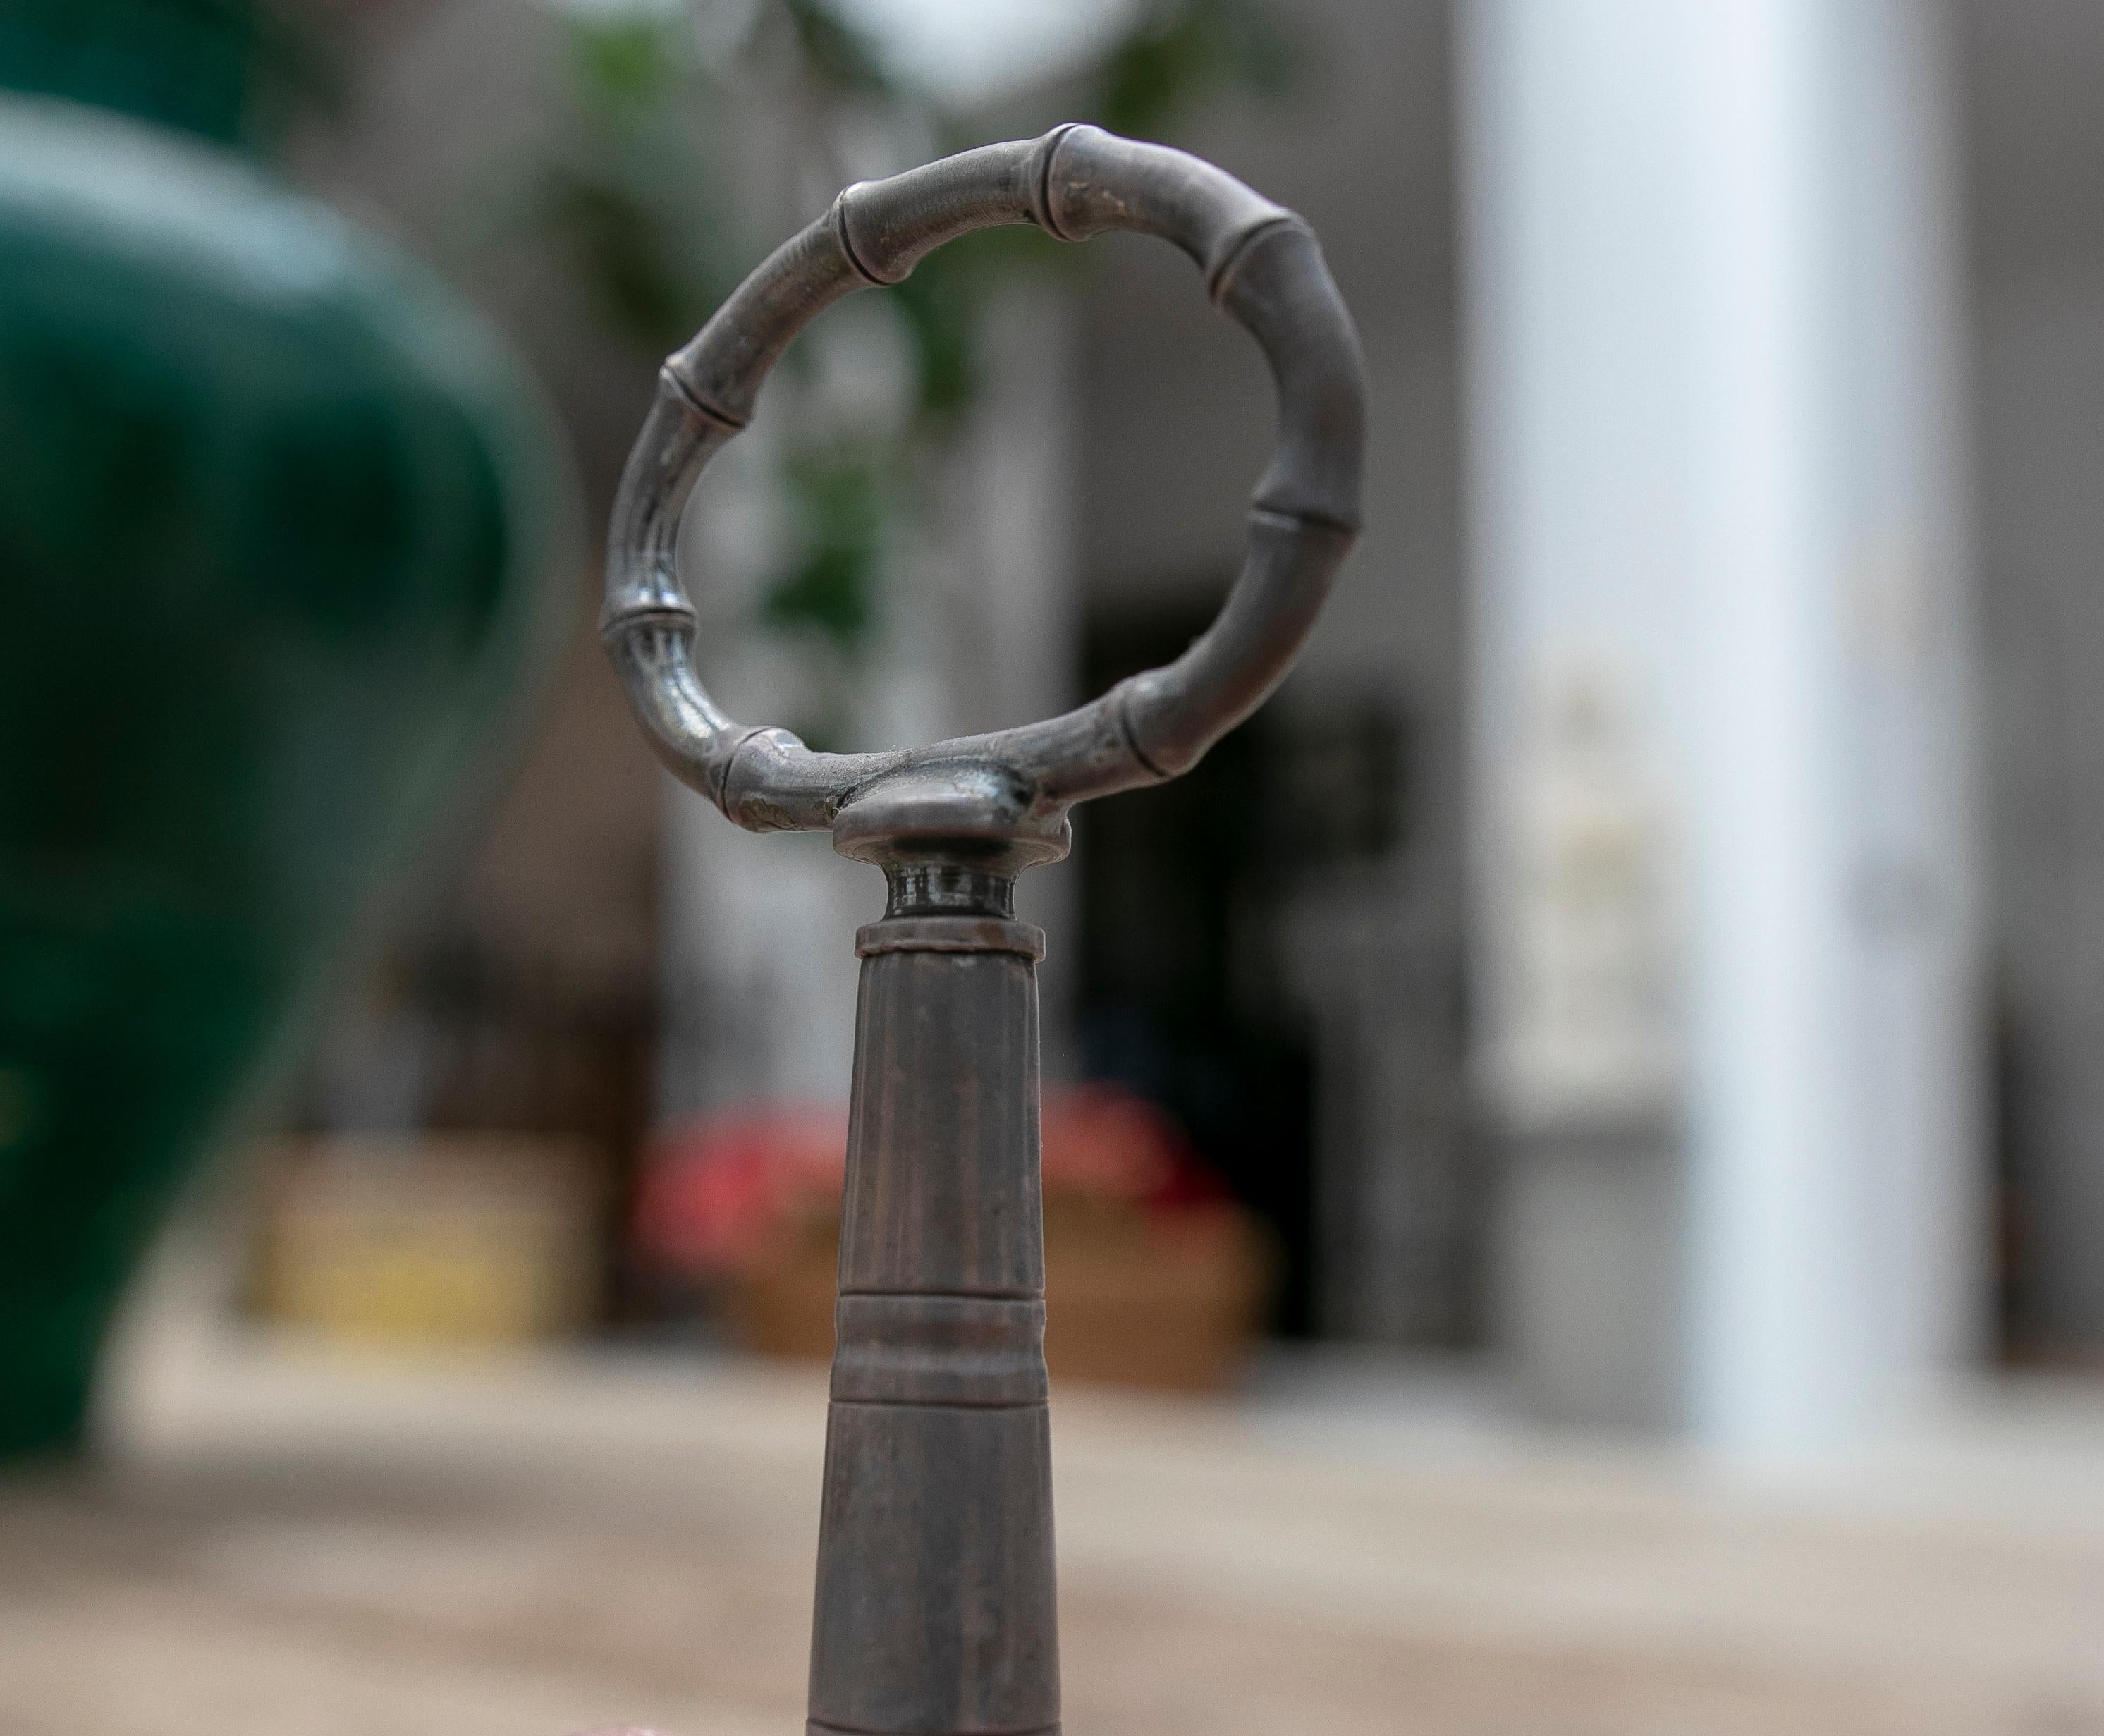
[
  {"xmin": 0, "ymin": 30, "xmax": 576, "ymax": 1457},
  {"xmin": 0, "ymin": 0, "xmax": 334, "ymax": 149}
]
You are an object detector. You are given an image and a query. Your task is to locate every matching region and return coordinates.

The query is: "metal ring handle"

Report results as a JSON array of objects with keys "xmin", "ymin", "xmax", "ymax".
[{"xmin": 602, "ymin": 123, "xmax": 1367, "ymax": 836}]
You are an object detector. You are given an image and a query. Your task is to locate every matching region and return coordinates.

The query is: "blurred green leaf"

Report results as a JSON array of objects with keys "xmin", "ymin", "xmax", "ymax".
[
  {"xmin": 499, "ymin": 15, "xmax": 746, "ymax": 353},
  {"xmin": 781, "ymin": 0, "xmax": 895, "ymax": 99},
  {"xmin": 762, "ymin": 441, "xmax": 891, "ymax": 656},
  {"xmin": 529, "ymin": 158, "xmax": 724, "ymax": 351},
  {"xmin": 891, "ymin": 226, "xmax": 1070, "ymax": 436},
  {"xmin": 571, "ymin": 15, "xmax": 684, "ymax": 106},
  {"xmin": 1096, "ymin": 0, "xmax": 1301, "ymax": 140}
]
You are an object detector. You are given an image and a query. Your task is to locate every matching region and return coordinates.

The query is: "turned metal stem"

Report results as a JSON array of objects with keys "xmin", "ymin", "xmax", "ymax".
[{"xmin": 809, "ymin": 859, "xmax": 1056, "ymax": 1736}]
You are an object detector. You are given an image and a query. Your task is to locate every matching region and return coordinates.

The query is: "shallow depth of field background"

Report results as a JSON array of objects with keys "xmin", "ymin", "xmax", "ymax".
[{"xmin": 5, "ymin": 3, "xmax": 2104, "ymax": 1732}]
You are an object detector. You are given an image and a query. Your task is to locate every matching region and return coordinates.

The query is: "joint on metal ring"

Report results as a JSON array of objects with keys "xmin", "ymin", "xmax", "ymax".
[
  {"xmin": 1205, "ymin": 212, "xmax": 1311, "ymax": 306},
  {"xmin": 831, "ymin": 186, "xmax": 901, "ymax": 287},
  {"xmin": 1029, "ymin": 122, "xmax": 1088, "ymax": 241},
  {"xmin": 659, "ymin": 364, "xmax": 746, "ymax": 434}
]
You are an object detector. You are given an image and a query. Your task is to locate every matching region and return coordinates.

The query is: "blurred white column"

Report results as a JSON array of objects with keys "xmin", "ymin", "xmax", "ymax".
[{"xmin": 1460, "ymin": 0, "xmax": 1981, "ymax": 1456}]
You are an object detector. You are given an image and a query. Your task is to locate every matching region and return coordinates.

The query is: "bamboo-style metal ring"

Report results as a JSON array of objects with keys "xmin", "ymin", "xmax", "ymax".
[{"xmin": 601, "ymin": 123, "xmax": 1367, "ymax": 855}]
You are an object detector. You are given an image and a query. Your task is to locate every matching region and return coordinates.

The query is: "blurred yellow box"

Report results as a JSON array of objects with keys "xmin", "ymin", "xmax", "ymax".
[{"xmin": 254, "ymin": 1135, "xmax": 599, "ymax": 1349}]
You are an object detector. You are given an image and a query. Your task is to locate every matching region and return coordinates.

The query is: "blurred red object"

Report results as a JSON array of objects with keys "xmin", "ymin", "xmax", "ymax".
[
  {"xmin": 635, "ymin": 1085, "xmax": 1228, "ymax": 1280},
  {"xmin": 1040, "ymin": 1083, "xmax": 1227, "ymax": 1211},
  {"xmin": 632, "ymin": 1104, "xmax": 847, "ymax": 1278}
]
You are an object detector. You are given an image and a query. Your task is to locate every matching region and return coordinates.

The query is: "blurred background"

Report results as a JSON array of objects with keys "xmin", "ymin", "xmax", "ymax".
[{"xmin": 4, "ymin": 0, "xmax": 2104, "ymax": 1731}]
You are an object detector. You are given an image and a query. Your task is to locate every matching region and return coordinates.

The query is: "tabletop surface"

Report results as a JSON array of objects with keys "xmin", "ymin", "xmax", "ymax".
[{"xmin": 5, "ymin": 1277, "xmax": 2103, "ymax": 1736}]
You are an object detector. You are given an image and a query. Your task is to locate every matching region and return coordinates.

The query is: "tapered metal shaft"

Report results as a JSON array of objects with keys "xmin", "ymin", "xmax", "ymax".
[{"xmin": 806, "ymin": 872, "xmax": 1058, "ymax": 1736}]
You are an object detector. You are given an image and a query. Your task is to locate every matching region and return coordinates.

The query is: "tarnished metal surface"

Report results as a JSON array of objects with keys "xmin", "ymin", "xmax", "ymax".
[
  {"xmin": 603, "ymin": 123, "xmax": 1366, "ymax": 850},
  {"xmin": 601, "ymin": 125, "xmax": 1366, "ymax": 1736}
]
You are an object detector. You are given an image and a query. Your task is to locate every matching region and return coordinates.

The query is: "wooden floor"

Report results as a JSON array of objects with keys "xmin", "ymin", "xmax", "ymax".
[{"xmin": 4, "ymin": 1307, "xmax": 2104, "ymax": 1736}]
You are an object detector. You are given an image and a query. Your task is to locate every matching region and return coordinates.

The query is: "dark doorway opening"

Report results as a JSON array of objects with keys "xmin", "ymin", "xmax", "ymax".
[{"xmin": 1075, "ymin": 594, "xmax": 1409, "ymax": 1340}]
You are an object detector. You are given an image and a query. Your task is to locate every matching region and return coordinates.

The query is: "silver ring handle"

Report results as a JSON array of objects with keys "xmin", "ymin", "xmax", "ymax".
[{"xmin": 602, "ymin": 123, "xmax": 1367, "ymax": 836}]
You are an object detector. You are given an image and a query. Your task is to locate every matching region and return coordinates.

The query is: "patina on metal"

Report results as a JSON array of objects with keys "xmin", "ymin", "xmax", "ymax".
[{"xmin": 604, "ymin": 124, "xmax": 1366, "ymax": 1736}]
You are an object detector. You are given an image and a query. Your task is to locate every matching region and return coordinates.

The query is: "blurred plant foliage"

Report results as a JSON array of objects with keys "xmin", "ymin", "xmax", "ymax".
[
  {"xmin": 512, "ymin": 0, "xmax": 1297, "ymax": 745},
  {"xmin": 0, "ymin": 0, "xmax": 350, "ymax": 146}
]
